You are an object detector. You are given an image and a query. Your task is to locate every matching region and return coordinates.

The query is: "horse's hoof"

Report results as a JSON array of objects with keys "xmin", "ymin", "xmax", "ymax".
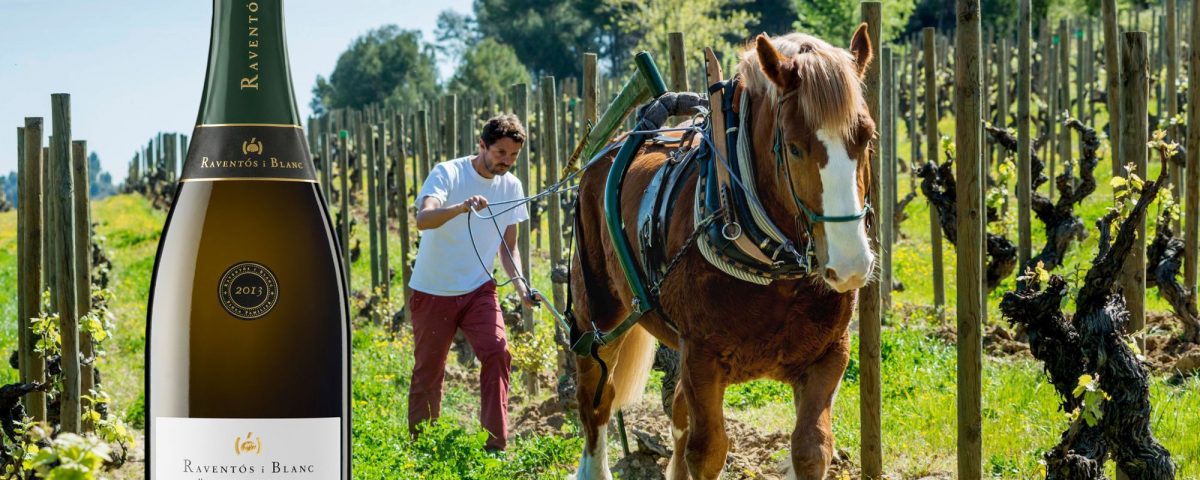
[{"xmin": 569, "ymin": 467, "xmax": 613, "ymax": 480}]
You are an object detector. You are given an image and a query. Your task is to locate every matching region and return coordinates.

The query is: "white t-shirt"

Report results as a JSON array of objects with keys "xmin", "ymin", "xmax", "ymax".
[{"xmin": 409, "ymin": 156, "xmax": 530, "ymax": 296}]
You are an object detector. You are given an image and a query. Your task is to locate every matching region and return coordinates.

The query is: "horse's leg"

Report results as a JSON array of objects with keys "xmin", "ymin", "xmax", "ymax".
[
  {"xmin": 787, "ymin": 333, "xmax": 851, "ymax": 480},
  {"xmin": 572, "ymin": 352, "xmax": 614, "ymax": 480},
  {"xmin": 679, "ymin": 348, "xmax": 729, "ymax": 480},
  {"xmin": 664, "ymin": 372, "xmax": 691, "ymax": 480},
  {"xmin": 572, "ymin": 326, "xmax": 657, "ymax": 480}
]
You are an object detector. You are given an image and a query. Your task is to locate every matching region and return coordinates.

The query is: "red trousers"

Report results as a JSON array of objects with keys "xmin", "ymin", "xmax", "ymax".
[{"xmin": 407, "ymin": 281, "xmax": 511, "ymax": 450}]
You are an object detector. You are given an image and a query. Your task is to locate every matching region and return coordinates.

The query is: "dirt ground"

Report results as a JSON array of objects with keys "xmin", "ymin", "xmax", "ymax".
[{"xmin": 510, "ymin": 395, "xmax": 860, "ymax": 480}]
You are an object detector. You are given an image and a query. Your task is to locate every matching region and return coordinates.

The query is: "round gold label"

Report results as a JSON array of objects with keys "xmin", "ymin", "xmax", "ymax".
[{"xmin": 218, "ymin": 262, "xmax": 279, "ymax": 319}]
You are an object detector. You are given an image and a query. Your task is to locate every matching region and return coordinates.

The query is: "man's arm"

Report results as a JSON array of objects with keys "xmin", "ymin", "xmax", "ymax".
[
  {"xmin": 498, "ymin": 223, "xmax": 535, "ymax": 306},
  {"xmin": 415, "ymin": 195, "xmax": 488, "ymax": 230}
]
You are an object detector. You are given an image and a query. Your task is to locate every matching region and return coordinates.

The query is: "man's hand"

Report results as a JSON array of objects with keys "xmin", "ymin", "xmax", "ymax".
[
  {"xmin": 516, "ymin": 284, "xmax": 542, "ymax": 310},
  {"xmin": 416, "ymin": 195, "xmax": 493, "ymax": 230},
  {"xmin": 462, "ymin": 195, "xmax": 489, "ymax": 214}
]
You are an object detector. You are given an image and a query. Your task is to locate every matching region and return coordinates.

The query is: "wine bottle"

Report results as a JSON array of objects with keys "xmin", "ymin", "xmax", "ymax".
[{"xmin": 145, "ymin": 0, "xmax": 349, "ymax": 478}]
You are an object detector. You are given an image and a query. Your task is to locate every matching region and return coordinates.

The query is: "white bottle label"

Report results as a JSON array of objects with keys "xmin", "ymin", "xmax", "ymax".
[{"xmin": 154, "ymin": 417, "xmax": 340, "ymax": 479}]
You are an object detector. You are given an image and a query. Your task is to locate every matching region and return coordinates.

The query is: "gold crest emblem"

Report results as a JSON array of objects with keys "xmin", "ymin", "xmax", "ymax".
[
  {"xmin": 242, "ymin": 138, "xmax": 264, "ymax": 155},
  {"xmin": 234, "ymin": 431, "xmax": 263, "ymax": 455}
]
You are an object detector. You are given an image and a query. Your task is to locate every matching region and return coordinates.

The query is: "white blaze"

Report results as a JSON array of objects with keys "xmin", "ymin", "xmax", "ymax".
[{"xmin": 815, "ymin": 129, "xmax": 873, "ymax": 291}]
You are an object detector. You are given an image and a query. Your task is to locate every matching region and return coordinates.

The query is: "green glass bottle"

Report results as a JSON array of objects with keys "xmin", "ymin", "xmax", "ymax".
[{"xmin": 145, "ymin": 1, "xmax": 349, "ymax": 478}]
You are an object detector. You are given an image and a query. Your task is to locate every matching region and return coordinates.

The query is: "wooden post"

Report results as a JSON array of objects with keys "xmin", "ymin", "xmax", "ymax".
[
  {"xmin": 460, "ymin": 95, "xmax": 473, "ymax": 156},
  {"xmin": 924, "ymin": 28, "xmax": 946, "ymax": 315},
  {"xmin": 310, "ymin": 116, "xmax": 321, "ymax": 188},
  {"xmin": 16, "ymin": 126, "xmax": 28, "ymax": 383},
  {"xmin": 909, "ymin": 42, "xmax": 919, "ymax": 196},
  {"xmin": 1075, "ymin": 24, "xmax": 1086, "ymax": 122},
  {"xmin": 668, "ymin": 32, "xmax": 687, "ymax": 92},
  {"xmin": 537, "ymin": 87, "xmax": 547, "ymax": 250},
  {"xmin": 367, "ymin": 125, "xmax": 380, "ymax": 302},
  {"xmin": 443, "ymin": 94, "xmax": 458, "ymax": 161},
  {"xmin": 983, "ymin": 30, "xmax": 994, "ymax": 170},
  {"xmin": 954, "ymin": 0, "xmax": 985, "ymax": 476},
  {"xmin": 1047, "ymin": 39, "xmax": 1058, "ymax": 200},
  {"xmin": 361, "ymin": 112, "xmax": 372, "ymax": 206},
  {"xmin": 541, "ymin": 76, "xmax": 564, "ymax": 311},
  {"xmin": 583, "ymin": 54, "xmax": 599, "ymax": 126},
  {"xmin": 322, "ymin": 116, "xmax": 333, "ymax": 203},
  {"xmin": 511, "ymin": 83, "xmax": 533, "ymax": 334},
  {"xmin": 1188, "ymin": 0, "xmax": 1200, "ymax": 295},
  {"xmin": 393, "ymin": 114, "xmax": 413, "ymax": 327},
  {"xmin": 42, "ymin": 142, "xmax": 51, "ymax": 291},
  {"xmin": 1104, "ymin": 0, "xmax": 1124, "ymax": 177},
  {"xmin": 890, "ymin": 46, "xmax": 898, "ymax": 280},
  {"xmin": 71, "ymin": 140, "xmax": 95, "ymax": 432},
  {"xmin": 998, "ymin": 37, "xmax": 1010, "ymax": 131},
  {"xmin": 1018, "ymin": 0, "xmax": 1033, "ymax": 268},
  {"xmin": 1086, "ymin": 19, "xmax": 1097, "ymax": 123},
  {"xmin": 881, "ymin": 48, "xmax": 894, "ymax": 308},
  {"xmin": 50, "ymin": 94, "xmax": 81, "ymax": 434},
  {"xmin": 180, "ymin": 134, "xmax": 189, "ymax": 174},
  {"xmin": 378, "ymin": 123, "xmax": 390, "ymax": 299},
  {"xmin": 1119, "ymin": 32, "xmax": 1149, "ymax": 343},
  {"xmin": 19, "ymin": 118, "xmax": 47, "ymax": 422},
  {"xmin": 859, "ymin": 4, "xmax": 883, "ymax": 479},
  {"xmin": 1059, "ymin": 20, "xmax": 1072, "ymax": 174},
  {"xmin": 1167, "ymin": 0, "xmax": 1181, "ymax": 206},
  {"xmin": 417, "ymin": 111, "xmax": 432, "ymax": 194},
  {"xmin": 1155, "ymin": 17, "xmax": 1163, "ymax": 120},
  {"xmin": 512, "ymin": 82, "xmax": 537, "ymax": 394},
  {"xmin": 338, "ymin": 129, "xmax": 351, "ymax": 285}
]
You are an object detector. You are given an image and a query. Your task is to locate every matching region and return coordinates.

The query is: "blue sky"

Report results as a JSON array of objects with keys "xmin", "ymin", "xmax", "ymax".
[{"xmin": 0, "ymin": 0, "xmax": 472, "ymax": 182}]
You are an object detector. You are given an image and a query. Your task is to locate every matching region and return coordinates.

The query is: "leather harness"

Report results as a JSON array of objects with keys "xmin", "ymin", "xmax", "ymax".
[{"xmin": 565, "ymin": 75, "xmax": 871, "ymax": 407}]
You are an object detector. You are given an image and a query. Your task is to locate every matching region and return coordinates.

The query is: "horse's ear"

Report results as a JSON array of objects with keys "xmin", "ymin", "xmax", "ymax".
[
  {"xmin": 755, "ymin": 33, "xmax": 795, "ymax": 90},
  {"xmin": 849, "ymin": 23, "xmax": 873, "ymax": 78}
]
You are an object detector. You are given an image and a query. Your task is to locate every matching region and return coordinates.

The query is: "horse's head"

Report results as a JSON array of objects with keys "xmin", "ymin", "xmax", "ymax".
[{"xmin": 739, "ymin": 26, "xmax": 876, "ymax": 293}]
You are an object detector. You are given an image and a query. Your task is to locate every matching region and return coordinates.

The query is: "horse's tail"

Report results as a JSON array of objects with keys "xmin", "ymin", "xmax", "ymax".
[{"xmin": 603, "ymin": 324, "xmax": 657, "ymax": 409}]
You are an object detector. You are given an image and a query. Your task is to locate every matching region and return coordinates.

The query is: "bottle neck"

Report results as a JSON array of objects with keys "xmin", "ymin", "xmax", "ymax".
[{"xmin": 195, "ymin": 0, "xmax": 300, "ymax": 126}]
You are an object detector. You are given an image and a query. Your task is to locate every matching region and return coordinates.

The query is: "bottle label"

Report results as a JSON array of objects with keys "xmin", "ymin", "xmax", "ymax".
[
  {"xmin": 181, "ymin": 125, "xmax": 317, "ymax": 182},
  {"xmin": 154, "ymin": 417, "xmax": 340, "ymax": 479},
  {"xmin": 218, "ymin": 262, "xmax": 279, "ymax": 319}
]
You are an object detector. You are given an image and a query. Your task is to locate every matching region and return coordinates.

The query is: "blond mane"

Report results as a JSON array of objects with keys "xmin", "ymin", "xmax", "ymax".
[{"xmin": 737, "ymin": 33, "xmax": 864, "ymax": 139}]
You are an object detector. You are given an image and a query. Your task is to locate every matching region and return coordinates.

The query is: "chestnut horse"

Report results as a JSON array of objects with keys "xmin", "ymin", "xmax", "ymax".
[{"xmin": 568, "ymin": 26, "xmax": 875, "ymax": 480}]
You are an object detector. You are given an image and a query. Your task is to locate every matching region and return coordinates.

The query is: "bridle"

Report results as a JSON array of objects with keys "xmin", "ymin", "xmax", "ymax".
[{"xmin": 767, "ymin": 88, "xmax": 872, "ymax": 246}]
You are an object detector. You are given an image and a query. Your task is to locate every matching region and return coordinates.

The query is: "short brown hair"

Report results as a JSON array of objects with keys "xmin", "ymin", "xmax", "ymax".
[{"xmin": 480, "ymin": 114, "xmax": 526, "ymax": 147}]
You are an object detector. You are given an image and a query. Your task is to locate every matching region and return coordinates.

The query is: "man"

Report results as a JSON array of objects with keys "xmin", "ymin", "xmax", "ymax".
[{"xmin": 407, "ymin": 114, "xmax": 533, "ymax": 452}]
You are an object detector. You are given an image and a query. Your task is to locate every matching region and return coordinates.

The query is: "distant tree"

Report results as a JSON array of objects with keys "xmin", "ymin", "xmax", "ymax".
[
  {"xmin": 433, "ymin": 10, "xmax": 481, "ymax": 63},
  {"xmin": 449, "ymin": 38, "xmax": 531, "ymax": 98},
  {"xmin": 728, "ymin": 0, "xmax": 798, "ymax": 37},
  {"xmin": 603, "ymin": 0, "xmax": 757, "ymax": 73},
  {"xmin": 310, "ymin": 75, "xmax": 333, "ymax": 116},
  {"xmin": 88, "ymin": 152, "xmax": 117, "ymax": 200},
  {"xmin": 475, "ymin": 0, "xmax": 603, "ymax": 80},
  {"xmin": 907, "ymin": 0, "xmax": 1087, "ymax": 41},
  {"xmin": 311, "ymin": 26, "xmax": 438, "ymax": 112},
  {"xmin": 1, "ymin": 172, "xmax": 15, "ymax": 208},
  {"xmin": 794, "ymin": 0, "xmax": 915, "ymax": 46}
]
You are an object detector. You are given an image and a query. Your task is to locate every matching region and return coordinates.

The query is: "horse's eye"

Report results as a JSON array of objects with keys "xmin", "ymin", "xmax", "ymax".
[{"xmin": 788, "ymin": 144, "xmax": 802, "ymax": 157}]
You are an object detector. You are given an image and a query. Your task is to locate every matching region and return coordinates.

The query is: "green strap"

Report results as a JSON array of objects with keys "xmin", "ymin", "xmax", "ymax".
[{"xmin": 773, "ymin": 123, "xmax": 871, "ymax": 225}]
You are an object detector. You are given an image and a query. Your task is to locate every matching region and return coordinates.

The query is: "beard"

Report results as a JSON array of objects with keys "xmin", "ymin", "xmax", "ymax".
[{"xmin": 484, "ymin": 154, "xmax": 511, "ymax": 175}]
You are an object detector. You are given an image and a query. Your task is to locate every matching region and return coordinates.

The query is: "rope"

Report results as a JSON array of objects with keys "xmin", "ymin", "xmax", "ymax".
[{"xmin": 458, "ymin": 125, "xmax": 696, "ymax": 333}]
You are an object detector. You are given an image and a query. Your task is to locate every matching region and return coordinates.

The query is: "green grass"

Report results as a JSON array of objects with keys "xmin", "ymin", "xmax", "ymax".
[{"xmin": 723, "ymin": 323, "xmax": 1200, "ymax": 478}]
